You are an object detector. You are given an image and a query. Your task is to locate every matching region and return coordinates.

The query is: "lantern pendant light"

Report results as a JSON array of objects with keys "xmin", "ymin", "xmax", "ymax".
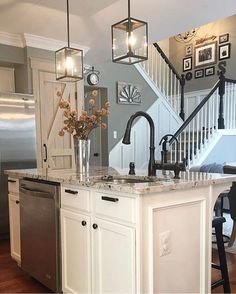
[
  {"xmin": 55, "ymin": 0, "xmax": 83, "ymax": 82},
  {"xmin": 111, "ymin": 0, "xmax": 148, "ymax": 65}
]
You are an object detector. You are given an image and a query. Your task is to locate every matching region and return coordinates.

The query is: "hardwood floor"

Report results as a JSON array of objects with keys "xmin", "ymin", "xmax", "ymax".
[
  {"xmin": 1, "ymin": 239, "xmax": 236, "ymax": 293},
  {"xmin": 0, "ymin": 239, "xmax": 52, "ymax": 293},
  {"xmin": 212, "ymin": 248, "xmax": 236, "ymax": 293}
]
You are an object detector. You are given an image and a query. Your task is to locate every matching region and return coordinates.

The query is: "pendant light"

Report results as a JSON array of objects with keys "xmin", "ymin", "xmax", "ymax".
[
  {"xmin": 55, "ymin": 0, "xmax": 83, "ymax": 82},
  {"xmin": 111, "ymin": 0, "xmax": 148, "ymax": 65}
]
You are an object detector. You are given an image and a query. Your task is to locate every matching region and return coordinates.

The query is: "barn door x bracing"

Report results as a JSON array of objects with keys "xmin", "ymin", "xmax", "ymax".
[{"xmin": 31, "ymin": 58, "xmax": 84, "ymax": 170}]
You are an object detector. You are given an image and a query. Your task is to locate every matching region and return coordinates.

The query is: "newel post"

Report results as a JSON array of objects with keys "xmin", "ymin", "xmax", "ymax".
[
  {"xmin": 179, "ymin": 74, "xmax": 185, "ymax": 121},
  {"xmin": 218, "ymin": 71, "xmax": 225, "ymax": 129}
]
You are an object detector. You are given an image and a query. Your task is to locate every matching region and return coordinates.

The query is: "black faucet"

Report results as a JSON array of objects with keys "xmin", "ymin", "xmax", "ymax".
[
  {"xmin": 122, "ymin": 111, "xmax": 157, "ymax": 176},
  {"xmin": 156, "ymin": 134, "xmax": 186, "ymax": 179}
]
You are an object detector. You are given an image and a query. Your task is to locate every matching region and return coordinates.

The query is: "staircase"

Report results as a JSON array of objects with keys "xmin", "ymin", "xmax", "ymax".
[
  {"xmin": 136, "ymin": 44, "xmax": 236, "ymax": 169},
  {"xmin": 109, "ymin": 43, "xmax": 236, "ymax": 171},
  {"xmin": 169, "ymin": 75, "xmax": 236, "ymax": 168}
]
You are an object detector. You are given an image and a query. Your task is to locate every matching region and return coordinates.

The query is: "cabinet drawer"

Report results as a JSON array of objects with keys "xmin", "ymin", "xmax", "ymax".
[
  {"xmin": 8, "ymin": 178, "xmax": 19, "ymax": 194},
  {"xmin": 93, "ymin": 192, "xmax": 136, "ymax": 224},
  {"xmin": 61, "ymin": 186, "xmax": 90, "ymax": 212}
]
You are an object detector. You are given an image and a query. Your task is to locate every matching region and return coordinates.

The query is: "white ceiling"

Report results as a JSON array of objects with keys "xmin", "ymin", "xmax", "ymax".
[{"xmin": 0, "ymin": 0, "xmax": 236, "ymax": 63}]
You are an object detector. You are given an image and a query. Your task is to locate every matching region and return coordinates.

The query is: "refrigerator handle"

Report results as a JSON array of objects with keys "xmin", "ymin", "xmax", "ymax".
[{"xmin": 43, "ymin": 144, "xmax": 48, "ymax": 162}]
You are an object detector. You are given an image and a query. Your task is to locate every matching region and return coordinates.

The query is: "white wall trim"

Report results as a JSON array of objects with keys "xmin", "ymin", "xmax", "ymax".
[
  {"xmin": 23, "ymin": 33, "xmax": 90, "ymax": 53},
  {"xmin": 134, "ymin": 63, "xmax": 183, "ymax": 126},
  {"xmin": 0, "ymin": 31, "xmax": 90, "ymax": 54},
  {"xmin": 0, "ymin": 31, "xmax": 24, "ymax": 48}
]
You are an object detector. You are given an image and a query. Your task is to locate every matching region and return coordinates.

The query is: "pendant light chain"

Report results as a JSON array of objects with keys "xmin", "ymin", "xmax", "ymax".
[{"xmin": 67, "ymin": 0, "xmax": 70, "ymax": 47}]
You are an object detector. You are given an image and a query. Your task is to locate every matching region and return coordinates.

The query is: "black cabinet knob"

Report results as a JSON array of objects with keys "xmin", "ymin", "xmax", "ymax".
[
  {"xmin": 81, "ymin": 220, "xmax": 87, "ymax": 226},
  {"xmin": 92, "ymin": 223, "xmax": 98, "ymax": 229},
  {"xmin": 15, "ymin": 200, "xmax": 20, "ymax": 204},
  {"xmin": 94, "ymin": 153, "xmax": 99, "ymax": 157}
]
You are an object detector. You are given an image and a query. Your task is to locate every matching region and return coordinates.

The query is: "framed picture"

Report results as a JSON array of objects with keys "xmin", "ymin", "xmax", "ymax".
[
  {"xmin": 183, "ymin": 57, "xmax": 192, "ymax": 72},
  {"xmin": 185, "ymin": 44, "xmax": 193, "ymax": 56},
  {"xmin": 194, "ymin": 69, "xmax": 204, "ymax": 79},
  {"xmin": 219, "ymin": 43, "xmax": 231, "ymax": 60},
  {"xmin": 185, "ymin": 71, "xmax": 193, "ymax": 81},
  {"xmin": 219, "ymin": 33, "xmax": 229, "ymax": 44},
  {"xmin": 205, "ymin": 66, "xmax": 215, "ymax": 77},
  {"xmin": 117, "ymin": 81, "xmax": 141, "ymax": 105},
  {"xmin": 195, "ymin": 41, "xmax": 217, "ymax": 68}
]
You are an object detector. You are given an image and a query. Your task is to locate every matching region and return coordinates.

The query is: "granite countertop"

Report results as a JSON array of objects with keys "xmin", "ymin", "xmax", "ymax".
[{"xmin": 5, "ymin": 167, "xmax": 236, "ymax": 195}]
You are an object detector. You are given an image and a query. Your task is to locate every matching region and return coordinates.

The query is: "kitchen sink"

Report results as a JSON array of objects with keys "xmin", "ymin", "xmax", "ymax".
[{"xmin": 99, "ymin": 175, "xmax": 156, "ymax": 184}]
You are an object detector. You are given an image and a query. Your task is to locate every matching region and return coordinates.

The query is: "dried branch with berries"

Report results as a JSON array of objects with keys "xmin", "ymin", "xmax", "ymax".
[{"xmin": 58, "ymin": 93, "xmax": 110, "ymax": 141}]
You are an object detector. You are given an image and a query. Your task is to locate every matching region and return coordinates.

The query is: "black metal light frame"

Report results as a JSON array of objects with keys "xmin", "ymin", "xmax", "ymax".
[
  {"xmin": 55, "ymin": 0, "xmax": 84, "ymax": 82},
  {"xmin": 111, "ymin": 0, "xmax": 148, "ymax": 65}
]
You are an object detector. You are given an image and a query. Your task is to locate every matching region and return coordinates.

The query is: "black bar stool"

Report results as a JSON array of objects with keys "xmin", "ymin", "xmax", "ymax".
[{"xmin": 212, "ymin": 217, "xmax": 231, "ymax": 293}]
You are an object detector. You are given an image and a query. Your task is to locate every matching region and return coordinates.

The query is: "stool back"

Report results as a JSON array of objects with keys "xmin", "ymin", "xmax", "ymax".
[{"xmin": 227, "ymin": 182, "xmax": 236, "ymax": 222}]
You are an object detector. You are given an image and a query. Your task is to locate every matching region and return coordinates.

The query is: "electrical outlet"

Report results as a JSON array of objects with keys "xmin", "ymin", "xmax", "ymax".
[
  {"xmin": 113, "ymin": 130, "xmax": 117, "ymax": 139},
  {"xmin": 159, "ymin": 230, "xmax": 171, "ymax": 257}
]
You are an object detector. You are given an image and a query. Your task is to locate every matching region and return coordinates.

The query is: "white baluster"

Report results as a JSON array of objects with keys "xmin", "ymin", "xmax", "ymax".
[
  {"xmin": 207, "ymin": 100, "xmax": 210, "ymax": 140},
  {"xmin": 196, "ymin": 112, "xmax": 199, "ymax": 159},
  {"xmin": 188, "ymin": 124, "xmax": 191, "ymax": 165}
]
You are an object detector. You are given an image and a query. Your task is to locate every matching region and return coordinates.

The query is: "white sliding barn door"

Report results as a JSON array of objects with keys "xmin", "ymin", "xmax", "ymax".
[{"xmin": 31, "ymin": 58, "xmax": 84, "ymax": 169}]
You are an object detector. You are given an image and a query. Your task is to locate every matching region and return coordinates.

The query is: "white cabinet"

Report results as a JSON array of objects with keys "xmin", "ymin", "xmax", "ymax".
[
  {"xmin": 61, "ymin": 209, "xmax": 91, "ymax": 294},
  {"xmin": 8, "ymin": 178, "xmax": 21, "ymax": 264},
  {"xmin": 93, "ymin": 218, "xmax": 136, "ymax": 293},
  {"xmin": 61, "ymin": 186, "xmax": 137, "ymax": 294}
]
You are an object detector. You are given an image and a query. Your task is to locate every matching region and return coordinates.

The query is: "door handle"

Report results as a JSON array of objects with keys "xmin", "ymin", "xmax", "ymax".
[
  {"xmin": 43, "ymin": 144, "xmax": 48, "ymax": 162},
  {"xmin": 20, "ymin": 187, "xmax": 52, "ymax": 198},
  {"xmin": 16, "ymin": 200, "xmax": 20, "ymax": 204}
]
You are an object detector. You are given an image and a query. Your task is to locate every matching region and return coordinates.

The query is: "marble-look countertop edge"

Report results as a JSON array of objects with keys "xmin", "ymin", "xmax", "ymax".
[{"xmin": 5, "ymin": 168, "xmax": 236, "ymax": 195}]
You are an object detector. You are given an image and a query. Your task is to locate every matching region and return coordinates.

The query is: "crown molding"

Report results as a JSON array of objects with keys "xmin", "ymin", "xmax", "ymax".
[
  {"xmin": 0, "ymin": 31, "xmax": 24, "ymax": 48},
  {"xmin": 23, "ymin": 33, "xmax": 90, "ymax": 54},
  {"xmin": 0, "ymin": 31, "xmax": 90, "ymax": 54}
]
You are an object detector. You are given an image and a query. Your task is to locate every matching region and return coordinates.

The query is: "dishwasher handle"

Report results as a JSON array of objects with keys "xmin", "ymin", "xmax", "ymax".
[{"xmin": 20, "ymin": 186, "xmax": 54, "ymax": 199}]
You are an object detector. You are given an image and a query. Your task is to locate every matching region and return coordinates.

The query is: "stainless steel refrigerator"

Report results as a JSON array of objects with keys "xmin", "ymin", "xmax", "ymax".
[{"xmin": 0, "ymin": 93, "xmax": 36, "ymax": 238}]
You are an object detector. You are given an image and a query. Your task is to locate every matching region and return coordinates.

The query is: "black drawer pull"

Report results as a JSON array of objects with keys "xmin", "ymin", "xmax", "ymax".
[
  {"xmin": 16, "ymin": 200, "xmax": 20, "ymax": 204},
  {"xmin": 93, "ymin": 223, "xmax": 98, "ymax": 229},
  {"xmin": 8, "ymin": 179, "xmax": 17, "ymax": 183},
  {"xmin": 101, "ymin": 196, "xmax": 119, "ymax": 202},
  {"xmin": 65, "ymin": 189, "xmax": 78, "ymax": 195}
]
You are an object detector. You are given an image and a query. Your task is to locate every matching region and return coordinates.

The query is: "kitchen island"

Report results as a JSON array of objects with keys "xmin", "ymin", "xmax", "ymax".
[{"xmin": 5, "ymin": 167, "xmax": 236, "ymax": 293}]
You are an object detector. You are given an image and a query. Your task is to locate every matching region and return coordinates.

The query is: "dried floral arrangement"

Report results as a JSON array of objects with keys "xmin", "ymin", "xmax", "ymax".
[{"xmin": 58, "ymin": 92, "xmax": 110, "ymax": 140}]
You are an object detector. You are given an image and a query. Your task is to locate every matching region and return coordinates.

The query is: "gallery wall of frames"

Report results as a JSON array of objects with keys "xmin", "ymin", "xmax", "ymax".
[{"xmin": 167, "ymin": 14, "xmax": 236, "ymax": 92}]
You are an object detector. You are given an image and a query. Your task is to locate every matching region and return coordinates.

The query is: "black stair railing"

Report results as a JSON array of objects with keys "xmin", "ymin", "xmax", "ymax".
[
  {"xmin": 167, "ymin": 72, "xmax": 236, "ymax": 165},
  {"xmin": 153, "ymin": 42, "xmax": 185, "ymax": 120}
]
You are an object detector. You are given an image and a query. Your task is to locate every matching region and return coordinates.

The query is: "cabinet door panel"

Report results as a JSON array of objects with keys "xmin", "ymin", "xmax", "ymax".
[
  {"xmin": 61, "ymin": 209, "xmax": 91, "ymax": 294},
  {"xmin": 93, "ymin": 218, "xmax": 136, "ymax": 293},
  {"xmin": 8, "ymin": 194, "xmax": 21, "ymax": 262}
]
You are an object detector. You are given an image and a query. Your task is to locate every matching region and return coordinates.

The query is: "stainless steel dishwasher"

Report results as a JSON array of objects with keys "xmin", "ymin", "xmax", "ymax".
[{"xmin": 19, "ymin": 178, "xmax": 61, "ymax": 292}]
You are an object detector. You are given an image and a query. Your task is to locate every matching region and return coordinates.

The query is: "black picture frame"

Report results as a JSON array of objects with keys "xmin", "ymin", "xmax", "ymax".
[
  {"xmin": 194, "ymin": 41, "xmax": 217, "ymax": 68},
  {"xmin": 194, "ymin": 69, "xmax": 204, "ymax": 79},
  {"xmin": 183, "ymin": 57, "xmax": 192, "ymax": 72},
  {"xmin": 219, "ymin": 33, "xmax": 229, "ymax": 44},
  {"xmin": 219, "ymin": 43, "xmax": 231, "ymax": 60},
  {"xmin": 205, "ymin": 66, "xmax": 215, "ymax": 77},
  {"xmin": 185, "ymin": 44, "xmax": 193, "ymax": 56}
]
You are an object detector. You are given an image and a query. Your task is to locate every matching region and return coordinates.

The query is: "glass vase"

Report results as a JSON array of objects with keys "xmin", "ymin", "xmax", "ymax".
[{"xmin": 73, "ymin": 137, "xmax": 90, "ymax": 180}]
